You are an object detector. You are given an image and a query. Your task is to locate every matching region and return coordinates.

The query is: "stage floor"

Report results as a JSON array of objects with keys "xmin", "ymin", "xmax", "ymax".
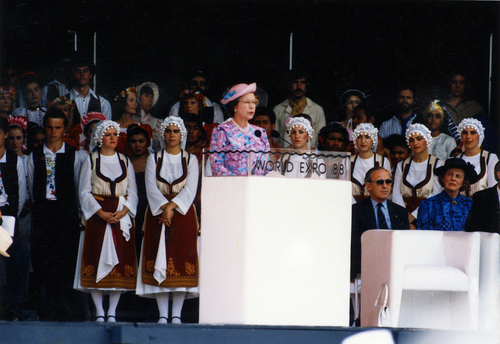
[{"xmin": 0, "ymin": 321, "xmax": 497, "ymax": 344}]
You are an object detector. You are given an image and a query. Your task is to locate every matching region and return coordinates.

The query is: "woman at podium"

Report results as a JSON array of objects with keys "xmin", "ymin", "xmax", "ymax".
[
  {"xmin": 136, "ymin": 116, "xmax": 199, "ymax": 324},
  {"xmin": 209, "ymin": 83, "xmax": 270, "ymax": 176}
]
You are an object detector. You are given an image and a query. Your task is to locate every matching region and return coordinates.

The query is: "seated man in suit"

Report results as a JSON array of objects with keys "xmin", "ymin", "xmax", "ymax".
[
  {"xmin": 465, "ymin": 161, "xmax": 500, "ymax": 233},
  {"xmin": 351, "ymin": 166, "xmax": 409, "ymax": 279}
]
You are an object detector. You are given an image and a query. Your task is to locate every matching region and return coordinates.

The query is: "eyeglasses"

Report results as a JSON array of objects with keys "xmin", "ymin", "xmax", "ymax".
[
  {"xmin": 372, "ymin": 179, "xmax": 393, "ymax": 185},
  {"xmin": 239, "ymin": 100, "xmax": 259, "ymax": 107},
  {"xmin": 188, "ymin": 80, "xmax": 207, "ymax": 88}
]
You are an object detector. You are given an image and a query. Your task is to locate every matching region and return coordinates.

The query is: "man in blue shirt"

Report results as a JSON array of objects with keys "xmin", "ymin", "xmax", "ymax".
[{"xmin": 379, "ymin": 87, "xmax": 417, "ymax": 139}]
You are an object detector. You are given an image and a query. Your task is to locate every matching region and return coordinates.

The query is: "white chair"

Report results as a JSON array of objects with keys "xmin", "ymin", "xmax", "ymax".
[
  {"xmin": 360, "ymin": 230, "xmax": 480, "ymax": 330},
  {"xmin": 477, "ymin": 232, "xmax": 500, "ymax": 332}
]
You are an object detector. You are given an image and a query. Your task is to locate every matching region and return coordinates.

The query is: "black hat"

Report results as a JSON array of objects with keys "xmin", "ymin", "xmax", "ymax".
[{"xmin": 435, "ymin": 158, "xmax": 478, "ymax": 184}]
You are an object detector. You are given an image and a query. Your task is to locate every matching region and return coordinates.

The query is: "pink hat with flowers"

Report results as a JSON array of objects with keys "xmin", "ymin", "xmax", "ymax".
[{"xmin": 221, "ymin": 83, "xmax": 257, "ymax": 104}]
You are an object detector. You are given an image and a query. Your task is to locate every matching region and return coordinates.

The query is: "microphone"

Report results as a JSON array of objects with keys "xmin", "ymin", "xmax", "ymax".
[
  {"xmin": 271, "ymin": 130, "xmax": 296, "ymax": 149},
  {"xmin": 251, "ymin": 129, "xmax": 266, "ymax": 175}
]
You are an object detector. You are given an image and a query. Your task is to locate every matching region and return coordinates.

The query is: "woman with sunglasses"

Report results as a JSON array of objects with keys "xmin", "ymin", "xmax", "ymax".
[
  {"xmin": 209, "ymin": 83, "xmax": 269, "ymax": 176},
  {"xmin": 423, "ymin": 100, "xmax": 456, "ymax": 162},
  {"xmin": 392, "ymin": 124, "xmax": 443, "ymax": 227},
  {"xmin": 351, "ymin": 123, "xmax": 391, "ymax": 202},
  {"xmin": 136, "ymin": 116, "xmax": 199, "ymax": 324},
  {"xmin": 417, "ymin": 158, "xmax": 477, "ymax": 231}
]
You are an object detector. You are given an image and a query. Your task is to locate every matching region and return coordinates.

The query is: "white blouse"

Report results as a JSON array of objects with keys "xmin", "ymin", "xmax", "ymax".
[
  {"xmin": 79, "ymin": 152, "xmax": 138, "ymax": 221},
  {"xmin": 461, "ymin": 151, "xmax": 499, "ymax": 188},
  {"xmin": 145, "ymin": 151, "xmax": 199, "ymax": 216},
  {"xmin": 393, "ymin": 158, "xmax": 444, "ymax": 217}
]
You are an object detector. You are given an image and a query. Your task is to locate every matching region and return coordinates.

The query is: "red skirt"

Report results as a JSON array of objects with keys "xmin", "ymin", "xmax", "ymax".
[
  {"xmin": 141, "ymin": 195, "xmax": 199, "ymax": 288},
  {"xmin": 80, "ymin": 196, "xmax": 137, "ymax": 289}
]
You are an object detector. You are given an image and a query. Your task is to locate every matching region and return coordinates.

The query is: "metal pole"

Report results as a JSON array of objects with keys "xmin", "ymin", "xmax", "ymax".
[
  {"xmin": 289, "ymin": 33, "xmax": 293, "ymax": 71},
  {"xmin": 93, "ymin": 32, "xmax": 97, "ymax": 93},
  {"xmin": 488, "ymin": 33, "xmax": 493, "ymax": 119},
  {"xmin": 74, "ymin": 31, "xmax": 77, "ymax": 52}
]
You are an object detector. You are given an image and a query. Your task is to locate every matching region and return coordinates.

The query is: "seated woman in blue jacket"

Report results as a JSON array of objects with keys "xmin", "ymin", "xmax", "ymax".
[{"xmin": 417, "ymin": 158, "xmax": 477, "ymax": 231}]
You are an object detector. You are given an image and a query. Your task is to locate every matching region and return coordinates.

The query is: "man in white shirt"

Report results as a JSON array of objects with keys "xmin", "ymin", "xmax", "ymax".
[
  {"xmin": 66, "ymin": 58, "xmax": 111, "ymax": 125},
  {"xmin": 27, "ymin": 107, "xmax": 86, "ymax": 320},
  {"xmin": 168, "ymin": 71, "xmax": 224, "ymax": 124},
  {"xmin": 273, "ymin": 72, "xmax": 325, "ymax": 148}
]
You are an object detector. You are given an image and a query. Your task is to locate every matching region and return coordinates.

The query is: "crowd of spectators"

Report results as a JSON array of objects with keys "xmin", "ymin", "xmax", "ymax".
[{"xmin": 0, "ymin": 57, "xmax": 499, "ymax": 324}]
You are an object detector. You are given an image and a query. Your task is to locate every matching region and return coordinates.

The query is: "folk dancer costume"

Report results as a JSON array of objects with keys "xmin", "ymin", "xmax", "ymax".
[
  {"xmin": 456, "ymin": 118, "xmax": 499, "ymax": 197},
  {"xmin": 0, "ymin": 145, "xmax": 27, "ymax": 311},
  {"xmin": 67, "ymin": 112, "xmax": 107, "ymax": 153},
  {"xmin": 392, "ymin": 124, "xmax": 443, "ymax": 219},
  {"xmin": 136, "ymin": 117, "xmax": 199, "ymax": 324},
  {"xmin": 27, "ymin": 139, "xmax": 86, "ymax": 319},
  {"xmin": 66, "ymin": 88, "xmax": 111, "ymax": 125},
  {"xmin": 339, "ymin": 89, "xmax": 366, "ymax": 132},
  {"xmin": 417, "ymin": 159, "xmax": 478, "ymax": 231},
  {"xmin": 74, "ymin": 121, "xmax": 137, "ymax": 322},
  {"xmin": 351, "ymin": 123, "xmax": 391, "ymax": 203},
  {"xmin": 114, "ymin": 87, "xmax": 154, "ymax": 157},
  {"xmin": 209, "ymin": 83, "xmax": 270, "ymax": 176},
  {"xmin": 116, "ymin": 124, "xmax": 153, "ymax": 157},
  {"xmin": 75, "ymin": 121, "xmax": 138, "ymax": 291},
  {"xmin": 41, "ymin": 79, "xmax": 69, "ymax": 107},
  {"xmin": 10, "ymin": 106, "xmax": 47, "ymax": 128},
  {"xmin": 273, "ymin": 97, "xmax": 325, "ymax": 148},
  {"xmin": 169, "ymin": 97, "xmax": 224, "ymax": 127},
  {"xmin": 427, "ymin": 100, "xmax": 457, "ymax": 162},
  {"xmin": 281, "ymin": 117, "xmax": 326, "ymax": 179},
  {"xmin": 133, "ymin": 82, "xmax": 163, "ymax": 151},
  {"xmin": 4, "ymin": 117, "xmax": 31, "ymax": 308}
]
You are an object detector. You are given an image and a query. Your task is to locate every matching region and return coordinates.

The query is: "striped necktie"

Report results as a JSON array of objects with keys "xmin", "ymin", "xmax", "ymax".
[{"xmin": 377, "ymin": 203, "xmax": 389, "ymax": 229}]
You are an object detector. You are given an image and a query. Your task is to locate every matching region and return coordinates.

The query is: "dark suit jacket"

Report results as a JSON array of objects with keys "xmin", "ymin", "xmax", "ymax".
[
  {"xmin": 465, "ymin": 185, "xmax": 500, "ymax": 233},
  {"xmin": 350, "ymin": 197, "xmax": 409, "ymax": 279}
]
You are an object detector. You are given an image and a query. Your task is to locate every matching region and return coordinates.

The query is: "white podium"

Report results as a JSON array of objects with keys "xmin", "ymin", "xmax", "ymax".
[{"xmin": 199, "ymin": 175, "xmax": 352, "ymax": 326}]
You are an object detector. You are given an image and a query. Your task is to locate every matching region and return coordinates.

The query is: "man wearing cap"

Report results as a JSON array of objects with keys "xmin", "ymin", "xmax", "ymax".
[
  {"xmin": 66, "ymin": 57, "xmax": 111, "ymax": 124},
  {"xmin": 169, "ymin": 71, "xmax": 224, "ymax": 124},
  {"xmin": 465, "ymin": 161, "xmax": 500, "ymax": 233},
  {"xmin": 379, "ymin": 87, "xmax": 417, "ymax": 139},
  {"xmin": 273, "ymin": 71, "xmax": 325, "ymax": 148},
  {"xmin": 350, "ymin": 166, "xmax": 409, "ymax": 279}
]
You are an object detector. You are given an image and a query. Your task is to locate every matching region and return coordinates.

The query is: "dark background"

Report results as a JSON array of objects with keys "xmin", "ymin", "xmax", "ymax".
[{"xmin": 1, "ymin": 0, "xmax": 499, "ymax": 127}]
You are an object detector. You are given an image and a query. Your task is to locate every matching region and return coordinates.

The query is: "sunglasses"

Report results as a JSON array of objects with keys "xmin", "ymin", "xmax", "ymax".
[{"xmin": 372, "ymin": 179, "xmax": 393, "ymax": 185}]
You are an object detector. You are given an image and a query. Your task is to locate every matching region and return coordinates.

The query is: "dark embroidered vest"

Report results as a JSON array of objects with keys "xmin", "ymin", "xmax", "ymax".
[
  {"xmin": 0, "ymin": 151, "xmax": 19, "ymax": 216},
  {"xmin": 66, "ymin": 92, "xmax": 102, "ymax": 125},
  {"xmin": 32, "ymin": 144, "xmax": 77, "ymax": 204}
]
